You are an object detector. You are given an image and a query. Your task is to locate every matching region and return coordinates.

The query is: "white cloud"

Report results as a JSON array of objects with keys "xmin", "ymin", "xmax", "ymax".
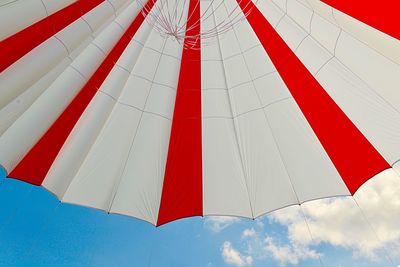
[
  {"xmin": 263, "ymin": 236, "xmax": 320, "ymax": 266},
  {"xmin": 242, "ymin": 228, "xmax": 256, "ymax": 239},
  {"xmin": 204, "ymin": 216, "xmax": 240, "ymax": 233},
  {"xmin": 221, "ymin": 241, "xmax": 253, "ymax": 267},
  {"xmin": 268, "ymin": 169, "xmax": 400, "ymax": 261},
  {"xmin": 240, "ymin": 226, "xmax": 320, "ymax": 266}
]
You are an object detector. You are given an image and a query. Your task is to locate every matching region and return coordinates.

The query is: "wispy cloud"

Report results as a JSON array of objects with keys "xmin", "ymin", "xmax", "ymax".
[
  {"xmin": 242, "ymin": 228, "xmax": 256, "ymax": 239},
  {"xmin": 263, "ymin": 236, "xmax": 320, "ymax": 266},
  {"xmin": 204, "ymin": 216, "xmax": 240, "ymax": 233},
  {"xmin": 221, "ymin": 241, "xmax": 253, "ymax": 267},
  {"xmin": 240, "ymin": 226, "xmax": 321, "ymax": 266}
]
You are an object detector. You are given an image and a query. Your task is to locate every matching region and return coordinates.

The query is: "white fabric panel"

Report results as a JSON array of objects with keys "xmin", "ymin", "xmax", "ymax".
[
  {"xmin": 202, "ymin": 90, "xmax": 231, "ymax": 118},
  {"xmin": 109, "ymin": 113, "xmax": 171, "ymax": 224},
  {"xmin": 145, "ymin": 28, "xmax": 168, "ymax": 52},
  {"xmin": 275, "ymin": 16, "xmax": 308, "ymax": 50},
  {"xmin": 0, "ymin": 57, "xmax": 72, "ymax": 135},
  {"xmin": 99, "ymin": 66, "xmax": 131, "ymax": 98},
  {"xmin": 291, "ymin": 0, "xmax": 312, "ymax": 10},
  {"xmin": 334, "ymin": 31, "xmax": 400, "ymax": 111},
  {"xmin": 216, "ymin": 31, "xmax": 242, "ymax": 59},
  {"xmin": 310, "ymin": 13, "xmax": 341, "ymax": 54},
  {"xmin": 286, "ymin": 0, "xmax": 313, "ymax": 32},
  {"xmin": 82, "ymin": 1, "xmax": 116, "ymax": 36},
  {"xmin": 331, "ymin": 7, "xmax": 400, "ymax": 64},
  {"xmin": 0, "ymin": 0, "xmax": 48, "ymax": 40},
  {"xmin": 70, "ymin": 44, "xmax": 105, "ymax": 78},
  {"xmin": 254, "ymin": 0, "xmax": 284, "ymax": 28},
  {"xmin": 67, "ymin": 0, "xmax": 137, "ymax": 61},
  {"xmin": 234, "ymin": 110, "xmax": 300, "ymax": 216},
  {"xmin": 41, "ymin": 0, "xmax": 75, "ymax": 14},
  {"xmin": 232, "ymin": 22, "xmax": 260, "ymax": 51},
  {"xmin": 243, "ymin": 46, "xmax": 276, "ymax": 79},
  {"xmin": 211, "ymin": 2, "xmax": 241, "ymax": 59},
  {"xmin": 301, "ymin": 0, "xmax": 336, "ymax": 24},
  {"xmin": 266, "ymin": 0, "xmax": 341, "ymax": 55},
  {"xmin": 50, "ymin": 46, "xmax": 157, "ymax": 210},
  {"xmin": 0, "ymin": 4, "xmax": 134, "ymax": 172},
  {"xmin": 316, "ymin": 58, "xmax": 400, "ymax": 164},
  {"xmin": 202, "ymin": 118, "xmax": 253, "ymax": 217},
  {"xmin": 201, "ymin": 60, "xmax": 227, "ymax": 89},
  {"xmin": 202, "ymin": 0, "xmax": 252, "ymax": 218},
  {"xmin": 253, "ymin": 73, "xmax": 291, "ymax": 107},
  {"xmin": 295, "ymin": 36, "xmax": 332, "ymax": 74},
  {"xmin": 93, "ymin": 22, "xmax": 124, "ymax": 53},
  {"xmin": 108, "ymin": 0, "xmax": 131, "ymax": 15},
  {"xmin": 145, "ymin": 83, "xmax": 176, "ymax": 119},
  {"xmin": 43, "ymin": 93, "xmax": 117, "ymax": 198},
  {"xmin": 129, "ymin": 19, "xmax": 154, "ymax": 45},
  {"xmin": 0, "ymin": 37, "xmax": 68, "ymax": 109},
  {"xmin": 265, "ymin": 99, "xmax": 350, "ymax": 202},
  {"xmin": 202, "ymin": 0, "xmax": 299, "ymax": 218},
  {"xmin": 55, "ymin": 18, "xmax": 93, "ymax": 54},
  {"xmin": 153, "ymin": 55, "xmax": 181, "ymax": 88},
  {"xmin": 67, "ymin": 0, "xmax": 132, "ymax": 58},
  {"xmin": 61, "ymin": 104, "xmax": 142, "ymax": 209},
  {"xmin": 223, "ymin": 55, "xmax": 252, "ymax": 88},
  {"xmin": 163, "ymin": 38, "xmax": 183, "ymax": 60},
  {"xmin": 114, "ymin": 1, "xmax": 140, "ymax": 29},
  {"xmin": 116, "ymin": 41, "xmax": 145, "ymax": 70},
  {"xmin": 0, "ymin": 0, "xmax": 19, "ymax": 6},
  {"xmin": 133, "ymin": 48, "xmax": 163, "ymax": 78},
  {"xmin": 118, "ymin": 75, "xmax": 152, "ymax": 108},
  {"xmin": 68, "ymin": 37, "xmax": 96, "ymax": 62},
  {"xmin": 0, "ymin": 67, "xmax": 85, "ymax": 171},
  {"xmin": 230, "ymin": 82, "xmax": 260, "ymax": 116},
  {"xmin": 44, "ymin": 14, "xmax": 153, "ymax": 199},
  {"xmin": 271, "ymin": 0, "xmax": 287, "ymax": 12}
]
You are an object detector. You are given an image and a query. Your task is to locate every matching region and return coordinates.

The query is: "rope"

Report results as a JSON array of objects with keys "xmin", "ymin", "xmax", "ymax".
[
  {"xmin": 352, "ymin": 197, "xmax": 396, "ymax": 267},
  {"xmin": 299, "ymin": 205, "xmax": 325, "ymax": 267}
]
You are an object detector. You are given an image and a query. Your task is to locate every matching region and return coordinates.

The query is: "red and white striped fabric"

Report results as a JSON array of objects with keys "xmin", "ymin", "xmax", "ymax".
[{"xmin": 0, "ymin": 0, "xmax": 399, "ymax": 226}]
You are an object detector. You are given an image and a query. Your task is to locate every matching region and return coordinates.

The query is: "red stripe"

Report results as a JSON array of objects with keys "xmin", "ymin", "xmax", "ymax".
[
  {"xmin": 0, "ymin": 0, "xmax": 104, "ymax": 72},
  {"xmin": 321, "ymin": 0, "xmax": 400, "ymax": 40},
  {"xmin": 157, "ymin": 0, "xmax": 202, "ymax": 226},
  {"xmin": 237, "ymin": 0, "xmax": 390, "ymax": 194},
  {"xmin": 9, "ymin": 0, "xmax": 156, "ymax": 185}
]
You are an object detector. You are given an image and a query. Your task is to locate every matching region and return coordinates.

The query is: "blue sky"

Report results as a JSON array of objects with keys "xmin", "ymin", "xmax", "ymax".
[{"xmin": 0, "ymin": 168, "xmax": 399, "ymax": 267}]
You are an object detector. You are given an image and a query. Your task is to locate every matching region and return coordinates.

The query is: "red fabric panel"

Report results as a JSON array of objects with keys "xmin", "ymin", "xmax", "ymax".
[
  {"xmin": 9, "ymin": 0, "xmax": 156, "ymax": 185},
  {"xmin": 237, "ymin": 0, "xmax": 390, "ymax": 194},
  {"xmin": 157, "ymin": 0, "xmax": 202, "ymax": 226},
  {"xmin": 0, "ymin": 0, "xmax": 104, "ymax": 72},
  {"xmin": 321, "ymin": 0, "xmax": 400, "ymax": 40}
]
